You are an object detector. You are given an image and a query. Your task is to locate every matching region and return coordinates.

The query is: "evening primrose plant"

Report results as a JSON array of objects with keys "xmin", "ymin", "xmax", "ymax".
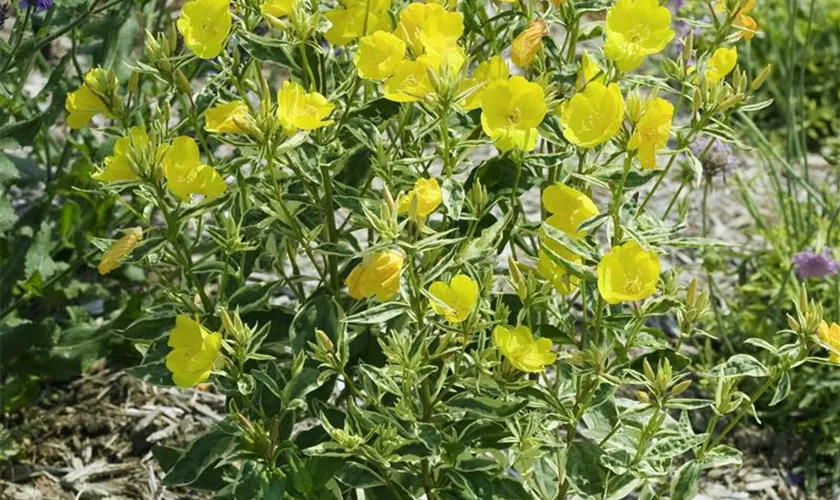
[{"xmin": 43, "ymin": 0, "xmax": 831, "ymax": 497}]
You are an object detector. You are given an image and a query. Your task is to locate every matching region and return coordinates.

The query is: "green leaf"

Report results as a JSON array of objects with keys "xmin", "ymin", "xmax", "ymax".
[
  {"xmin": 162, "ymin": 430, "xmax": 234, "ymax": 486},
  {"xmin": 647, "ymin": 433, "xmax": 706, "ymax": 461},
  {"xmin": 126, "ymin": 337, "xmax": 175, "ymax": 386},
  {"xmin": 743, "ymin": 337, "xmax": 778, "ymax": 354},
  {"xmin": 442, "ymin": 178, "xmax": 465, "ymax": 220},
  {"xmin": 670, "ymin": 460, "xmax": 700, "ymax": 500},
  {"xmin": 769, "ymin": 370, "xmax": 791, "ymax": 406},
  {"xmin": 566, "ymin": 441, "xmax": 608, "ymax": 496},
  {"xmin": 344, "ymin": 302, "xmax": 408, "ymax": 325},
  {"xmin": 24, "ymin": 221, "xmax": 66, "ymax": 281},
  {"xmin": 446, "ymin": 395, "xmax": 527, "ymax": 419},
  {"xmin": 698, "ymin": 445, "xmax": 742, "ymax": 470},
  {"xmin": 709, "ymin": 354, "xmax": 769, "ymax": 378},
  {"xmin": 337, "ymin": 462, "xmax": 385, "ymax": 489},
  {"xmin": 461, "ymin": 214, "xmax": 508, "ymax": 262},
  {"xmin": 117, "ymin": 313, "xmax": 175, "ymax": 342},
  {"xmin": 229, "ymin": 282, "xmax": 281, "ymax": 313},
  {"xmin": 290, "ymin": 294, "xmax": 342, "ymax": 354},
  {"xmin": 0, "ymin": 154, "xmax": 20, "ymax": 186},
  {"xmin": 0, "ymin": 196, "xmax": 17, "ymax": 234}
]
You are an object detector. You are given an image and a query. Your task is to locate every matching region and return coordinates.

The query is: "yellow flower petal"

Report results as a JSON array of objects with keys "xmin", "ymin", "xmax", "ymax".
[
  {"xmin": 177, "ymin": 0, "xmax": 231, "ymax": 59},
  {"xmin": 560, "ymin": 81, "xmax": 625, "ymax": 148},
  {"xmin": 597, "ymin": 240, "xmax": 661, "ymax": 304}
]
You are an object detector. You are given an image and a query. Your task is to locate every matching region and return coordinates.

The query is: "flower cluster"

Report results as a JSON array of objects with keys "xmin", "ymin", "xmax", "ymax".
[{"xmin": 59, "ymin": 0, "xmax": 813, "ymax": 497}]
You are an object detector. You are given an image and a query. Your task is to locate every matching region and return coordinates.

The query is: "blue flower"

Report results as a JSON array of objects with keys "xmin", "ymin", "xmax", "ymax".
[
  {"xmin": 792, "ymin": 250, "xmax": 839, "ymax": 280},
  {"xmin": 19, "ymin": 0, "xmax": 51, "ymax": 11}
]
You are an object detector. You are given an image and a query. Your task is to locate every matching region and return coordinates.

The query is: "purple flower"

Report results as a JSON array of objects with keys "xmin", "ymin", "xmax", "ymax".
[
  {"xmin": 792, "ymin": 250, "xmax": 839, "ymax": 279},
  {"xmin": 690, "ymin": 136, "xmax": 739, "ymax": 180},
  {"xmin": 19, "ymin": 0, "xmax": 51, "ymax": 11}
]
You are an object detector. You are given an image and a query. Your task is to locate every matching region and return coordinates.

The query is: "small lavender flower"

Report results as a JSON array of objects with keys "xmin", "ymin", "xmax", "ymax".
[
  {"xmin": 690, "ymin": 136, "xmax": 739, "ymax": 180},
  {"xmin": 19, "ymin": 0, "xmax": 51, "ymax": 11},
  {"xmin": 792, "ymin": 250, "xmax": 839, "ymax": 279},
  {"xmin": 0, "ymin": 3, "xmax": 9, "ymax": 30}
]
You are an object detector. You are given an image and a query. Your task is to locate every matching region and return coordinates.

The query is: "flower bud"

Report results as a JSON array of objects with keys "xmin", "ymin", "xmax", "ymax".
[
  {"xmin": 176, "ymin": 69, "xmax": 192, "ymax": 96},
  {"xmin": 643, "ymin": 358, "xmax": 655, "ymax": 381},
  {"xmin": 512, "ymin": 20, "xmax": 547, "ymax": 68},
  {"xmin": 751, "ymin": 64, "xmax": 772, "ymax": 90},
  {"xmin": 316, "ymin": 328, "xmax": 335, "ymax": 353},
  {"xmin": 625, "ymin": 92, "xmax": 643, "ymax": 124},
  {"xmin": 787, "ymin": 314, "xmax": 800, "ymax": 332},
  {"xmin": 686, "ymin": 278, "xmax": 697, "ymax": 306},
  {"xmin": 98, "ymin": 227, "xmax": 143, "ymax": 275},
  {"xmin": 636, "ymin": 390, "xmax": 650, "ymax": 403},
  {"xmin": 670, "ymin": 379, "xmax": 691, "ymax": 397}
]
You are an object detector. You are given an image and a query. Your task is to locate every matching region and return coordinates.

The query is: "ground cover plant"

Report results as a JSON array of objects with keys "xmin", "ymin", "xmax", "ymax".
[{"xmin": 3, "ymin": 0, "xmax": 840, "ymax": 498}]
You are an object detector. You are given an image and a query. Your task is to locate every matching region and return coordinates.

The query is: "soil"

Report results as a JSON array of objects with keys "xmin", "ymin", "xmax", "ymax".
[{"xmin": 0, "ymin": 364, "xmax": 223, "ymax": 499}]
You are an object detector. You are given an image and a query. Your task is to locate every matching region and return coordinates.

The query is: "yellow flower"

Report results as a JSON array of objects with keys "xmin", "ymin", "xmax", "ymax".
[
  {"xmin": 576, "ymin": 51, "xmax": 604, "ymax": 89},
  {"xmin": 324, "ymin": 0, "xmax": 391, "ymax": 46},
  {"xmin": 394, "ymin": 2, "xmax": 430, "ymax": 56},
  {"xmin": 538, "ymin": 184, "xmax": 598, "ymax": 295},
  {"xmin": 818, "ymin": 321, "xmax": 840, "ymax": 363},
  {"xmin": 428, "ymin": 274, "xmax": 478, "ymax": 323},
  {"xmin": 397, "ymin": 177, "xmax": 442, "ymax": 219},
  {"xmin": 177, "ymin": 0, "xmax": 231, "ymax": 59},
  {"xmin": 276, "ymin": 80, "xmax": 335, "ymax": 134},
  {"xmin": 419, "ymin": 4, "xmax": 463, "ymax": 55},
  {"xmin": 736, "ymin": 13, "xmax": 757, "ymax": 41},
  {"xmin": 560, "ymin": 81, "xmax": 625, "ymax": 148},
  {"xmin": 260, "ymin": 0, "xmax": 295, "ymax": 19},
  {"xmin": 394, "ymin": 2, "xmax": 462, "ymax": 57},
  {"xmin": 458, "ymin": 56, "xmax": 508, "ymax": 111},
  {"xmin": 384, "ymin": 59, "xmax": 435, "ymax": 102},
  {"xmin": 98, "ymin": 227, "xmax": 143, "ymax": 275},
  {"xmin": 603, "ymin": 0, "xmax": 675, "ymax": 73},
  {"xmin": 538, "ymin": 241, "xmax": 582, "ymax": 296},
  {"xmin": 93, "ymin": 127, "xmax": 148, "ymax": 183},
  {"xmin": 355, "ymin": 31, "xmax": 406, "ymax": 80},
  {"xmin": 345, "ymin": 249, "xmax": 404, "ymax": 301},
  {"xmin": 480, "ymin": 76, "xmax": 547, "ymax": 152},
  {"xmin": 718, "ymin": 0, "xmax": 757, "ymax": 40},
  {"xmin": 706, "ymin": 47, "xmax": 738, "ymax": 84},
  {"xmin": 162, "ymin": 136, "xmax": 227, "ymax": 201},
  {"xmin": 205, "ymin": 101, "xmax": 252, "ymax": 135},
  {"xmin": 511, "ymin": 20, "xmax": 546, "ymax": 68},
  {"xmin": 165, "ymin": 315, "xmax": 223, "ymax": 388},
  {"xmin": 493, "ymin": 325, "xmax": 557, "ymax": 373},
  {"xmin": 65, "ymin": 69, "xmax": 116, "ymax": 129},
  {"xmin": 627, "ymin": 97, "xmax": 674, "ymax": 170},
  {"xmin": 597, "ymin": 240, "xmax": 660, "ymax": 304},
  {"xmin": 542, "ymin": 183, "xmax": 599, "ymax": 239}
]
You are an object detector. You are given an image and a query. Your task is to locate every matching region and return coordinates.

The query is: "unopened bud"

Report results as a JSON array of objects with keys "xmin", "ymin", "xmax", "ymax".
[
  {"xmin": 643, "ymin": 358, "xmax": 655, "ymax": 381},
  {"xmin": 693, "ymin": 87, "xmax": 703, "ymax": 114},
  {"xmin": 175, "ymin": 70, "xmax": 192, "ymax": 96},
  {"xmin": 636, "ymin": 391, "xmax": 650, "ymax": 403},
  {"xmin": 787, "ymin": 314, "xmax": 800, "ymax": 332},
  {"xmin": 670, "ymin": 379, "xmax": 691, "ymax": 397},
  {"xmin": 751, "ymin": 65, "xmax": 772, "ymax": 90},
  {"xmin": 682, "ymin": 31, "xmax": 694, "ymax": 69},
  {"xmin": 511, "ymin": 20, "xmax": 547, "ymax": 68},
  {"xmin": 382, "ymin": 185, "xmax": 395, "ymax": 214},
  {"xmin": 316, "ymin": 329, "xmax": 334, "ymax": 353},
  {"xmin": 686, "ymin": 278, "xmax": 697, "ymax": 306},
  {"xmin": 238, "ymin": 413, "xmax": 255, "ymax": 433},
  {"xmin": 625, "ymin": 93, "xmax": 643, "ymax": 124}
]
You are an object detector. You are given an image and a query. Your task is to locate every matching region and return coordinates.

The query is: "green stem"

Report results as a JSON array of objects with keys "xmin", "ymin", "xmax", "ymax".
[{"xmin": 320, "ymin": 163, "xmax": 340, "ymax": 292}]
